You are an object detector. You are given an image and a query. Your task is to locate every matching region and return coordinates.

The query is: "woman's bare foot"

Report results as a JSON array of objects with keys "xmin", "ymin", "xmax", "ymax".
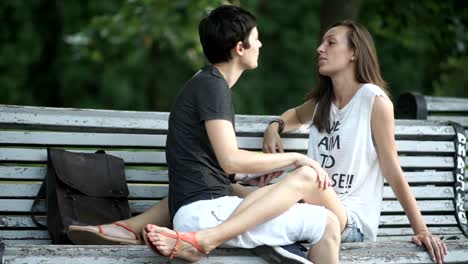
[
  {"xmin": 83, "ymin": 223, "xmax": 137, "ymax": 240},
  {"xmin": 145, "ymin": 224, "xmax": 210, "ymax": 262}
]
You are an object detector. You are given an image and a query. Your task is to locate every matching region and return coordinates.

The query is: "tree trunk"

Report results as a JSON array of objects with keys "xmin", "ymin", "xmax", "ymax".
[{"xmin": 320, "ymin": 0, "xmax": 360, "ymax": 36}]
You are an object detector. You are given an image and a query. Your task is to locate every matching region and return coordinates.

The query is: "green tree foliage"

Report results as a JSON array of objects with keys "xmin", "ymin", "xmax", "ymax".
[
  {"xmin": 360, "ymin": 0, "xmax": 468, "ymax": 98},
  {"xmin": 0, "ymin": 0, "xmax": 467, "ymax": 114}
]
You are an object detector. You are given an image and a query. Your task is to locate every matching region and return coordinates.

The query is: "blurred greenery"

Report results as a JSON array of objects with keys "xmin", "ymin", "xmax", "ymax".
[{"xmin": 0, "ymin": 0, "xmax": 467, "ymax": 114}]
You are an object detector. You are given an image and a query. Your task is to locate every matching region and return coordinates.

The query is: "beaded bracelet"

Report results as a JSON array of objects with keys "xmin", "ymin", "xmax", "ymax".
[{"xmin": 269, "ymin": 118, "xmax": 285, "ymax": 134}]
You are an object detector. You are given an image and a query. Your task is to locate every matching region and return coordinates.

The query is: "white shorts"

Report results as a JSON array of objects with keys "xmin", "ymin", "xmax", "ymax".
[{"xmin": 173, "ymin": 196, "xmax": 327, "ymax": 248}]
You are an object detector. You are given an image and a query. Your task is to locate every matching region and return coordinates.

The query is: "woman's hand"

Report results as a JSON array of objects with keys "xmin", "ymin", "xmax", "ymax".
[
  {"xmin": 247, "ymin": 171, "xmax": 283, "ymax": 187},
  {"xmin": 412, "ymin": 230, "xmax": 448, "ymax": 264},
  {"xmin": 295, "ymin": 154, "xmax": 330, "ymax": 190},
  {"xmin": 263, "ymin": 125, "xmax": 283, "ymax": 153}
]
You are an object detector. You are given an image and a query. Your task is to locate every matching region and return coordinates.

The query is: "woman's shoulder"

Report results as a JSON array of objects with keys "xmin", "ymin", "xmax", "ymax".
[{"xmin": 360, "ymin": 83, "xmax": 387, "ymax": 96}]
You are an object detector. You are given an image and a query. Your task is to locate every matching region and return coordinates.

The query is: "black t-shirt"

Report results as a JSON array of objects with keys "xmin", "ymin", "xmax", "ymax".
[{"xmin": 166, "ymin": 65, "xmax": 235, "ymax": 219}]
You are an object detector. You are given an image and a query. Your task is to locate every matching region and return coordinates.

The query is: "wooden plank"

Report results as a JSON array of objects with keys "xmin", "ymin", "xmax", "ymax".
[
  {"xmin": 0, "ymin": 184, "xmax": 455, "ymax": 200},
  {"xmin": 377, "ymin": 227, "xmax": 463, "ymax": 237},
  {"xmin": 1, "ymin": 244, "xmax": 268, "ymax": 264},
  {"xmin": 0, "ymin": 148, "xmax": 454, "ymax": 169},
  {"xmin": 1, "ymin": 241, "xmax": 467, "ymax": 264},
  {"xmin": 1, "ymin": 200, "xmax": 455, "ymax": 229},
  {"xmin": 425, "ymin": 96, "xmax": 468, "ymax": 112},
  {"xmin": 379, "ymin": 215, "xmax": 457, "ymax": 226},
  {"xmin": 2, "ymin": 240, "xmax": 50, "ymax": 246},
  {"xmin": 396, "ymin": 141, "xmax": 454, "ymax": 153},
  {"xmin": 0, "ymin": 230, "xmax": 49, "ymax": 239},
  {"xmin": 428, "ymin": 115, "xmax": 468, "ymax": 127},
  {"xmin": 1, "ymin": 215, "xmax": 463, "ymax": 240},
  {"xmin": 0, "ymin": 104, "xmax": 458, "ymax": 137},
  {"xmin": 0, "ymin": 183, "xmax": 454, "ymax": 199},
  {"xmin": 0, "ymin": 130, "xmax": 456, "ymax": 154},
  {"xmin": 0, "ymin": 202, "xmax": 461, "ymax": 231},
  {"xmin": 398, "ymin": 171, "xmax": 454, "ymax": 183},
  {"xmin": 218, "ymin": 138, "xmax": 457, "ymax": 153},
  {"xmin": 0, "ymin": 148, "xmax": 166, "ymax": 165},
  {"xmin": 0, "ymin": 198, "xmax": 454, "ymax": 217},
  {"xmin": 0, "ymin": 166, "xmax": 455, "ymax": 185},
  {"xmin": 383, "ymin": 186, "xmax": 454, "ymax": 199},
  {"xmin": 0, "ymin": 131, "xmax": 166, "ymax": 147},
  {"xmin": 339, "ymin": 240, "xmax": 468, "ymax": 263},
  {"xmin": 0, "ymin": 104, "xmax": 171, "ymax": 133},
  {"xmin": 381, "ymin": 200, "xmax": 454, "ymax": 212},
  {"xmin": 0, "ymin": 166, "xmax": 168, "ymax": 182},
  {"xmin": 0, "ymin": 184, "xmax": 168, "ymax": 199},
  {"xmin": 0, "ymin": 200, "xmax": 161, "ymax": 214},
  {"xmin": 399, "ymin": 156, "xmax": 454, "ymax": 169}
]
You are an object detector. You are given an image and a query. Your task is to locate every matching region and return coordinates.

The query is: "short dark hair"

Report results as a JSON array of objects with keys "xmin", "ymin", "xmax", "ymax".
[{"xmin": 199, "ymin": 5, "xmax": 257, "ymax": 64}]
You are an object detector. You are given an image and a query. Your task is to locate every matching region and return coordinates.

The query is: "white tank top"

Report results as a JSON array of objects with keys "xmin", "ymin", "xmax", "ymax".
[{"xmin": 307, "ymin": 83, "xmax": 387, "ymax": 241}]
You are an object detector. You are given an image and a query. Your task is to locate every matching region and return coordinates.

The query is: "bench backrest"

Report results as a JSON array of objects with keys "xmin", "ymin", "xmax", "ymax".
[
  {"xmin": 396, "ymin": 92, "xmax": 468, "ymax": 215},
  {"xmin": 0, "ymin": 104, "xmax": 466, "ymax": 245},
  {"xmin": 397, "ymin": 92, "xmax": 468, "ymax": 135}
]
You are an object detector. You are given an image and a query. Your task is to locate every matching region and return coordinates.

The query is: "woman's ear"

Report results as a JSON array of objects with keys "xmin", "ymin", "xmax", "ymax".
[{"xmin": 234, "ymin": 41, "xmax": 244, "ymax": 56}]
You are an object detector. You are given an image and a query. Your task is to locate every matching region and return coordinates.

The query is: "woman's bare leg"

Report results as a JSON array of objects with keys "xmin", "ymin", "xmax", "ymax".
[
  {"xmin": 308, "ymin": 210, "xmax": 341, "ymax": 264},
  {"xmin": 147, "ymin": 166, "xmax": 345, "ymax": 261},
  {"xmin": 230, "ymin": 168, "xmax": 347, "ymax": 232},
  {"xmin": 82, "ymin": 197, "xmax": 170, "ymax": 239},
  {"xmin": 125, "ymin": 197, "xmax": 171, "ymax": 232}
]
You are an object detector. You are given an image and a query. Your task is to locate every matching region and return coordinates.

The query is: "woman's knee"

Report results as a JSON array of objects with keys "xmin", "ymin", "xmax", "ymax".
[{"xmin": 289, "ymin": 166, "xmax": 318, "ymax": 186}]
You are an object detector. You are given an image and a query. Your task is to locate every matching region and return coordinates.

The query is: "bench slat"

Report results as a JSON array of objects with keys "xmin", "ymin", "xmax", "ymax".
[
  {"xmin": 0, "ymin": 199, "xmax": 455, "ymax": 228},
  {"xmin": 425, "ymin": 96, "xmax": 468, "ymax": 112},
  {"xmin": 398, "ymin": 156, "xmax": 454, "ymax": 168},
  {"xmin": 0, "ymin": 148, "xmax": 454, "ymax": 169},
  {"xmin": 0, "ymin": 166, "xmax": 456, "ymax": 184},
  {"xmin": 0, "ymin": 131, "xmax": 457, "ymax": 154},
  {"xmin": 0, "ymin": 184, "xmax": 454, "ymax": 199},
  {"xmin": 0, "ymin": 184, "xmax": 168, "ymax": 199},
  {"xmin": 379, "ymin": 215, "xmax": 457, "ymax": 226},
  {"xmin": 0, "ymin": 105, "xmax": 458, "ymax": 137},
  {"xmin": 381, "ymin": 200, "xmax": 454, "ymax": 212},
  {"xmin": 0, "ymin": 199, "xmax": 454, "ymax": 215},
  {"xmin": 0, "ymin": 215, "xmax": 463, "ymax": 241},
  {"xmin": 0, "ymin": 131, "xmax": 167, "ymax": 147},
  {"xmin": 428, "ymin": 115, "xmax": 468, "ymax": 127},
  {"xmin": 0, "ymin": 166, "xmax": 168, "ymax": 182},
  {"xmin": 0, "ymin": 148, "xmax": 166, "ymax": 165},
  {"xmin": 377, "ymin": 227, "xmax": 463, "ymax": 237},
  {"xmin": 1, "ymin": 240, "xmax": 467, "ymax": 264}
]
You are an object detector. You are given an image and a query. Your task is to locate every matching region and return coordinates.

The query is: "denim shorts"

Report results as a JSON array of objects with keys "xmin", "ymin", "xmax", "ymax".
[{"xmin": 341, "ymin": 212, "xmax": 364, "ymax": 243}]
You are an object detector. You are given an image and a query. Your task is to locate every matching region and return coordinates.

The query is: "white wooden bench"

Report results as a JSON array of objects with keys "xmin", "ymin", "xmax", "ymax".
[
  {"xmin": 1, "ymin": 104, "xmax": 467, "ymax": 263},
  {"xmin": 397, "ymin": 92, "xmax": 468, "ymax": 212}
]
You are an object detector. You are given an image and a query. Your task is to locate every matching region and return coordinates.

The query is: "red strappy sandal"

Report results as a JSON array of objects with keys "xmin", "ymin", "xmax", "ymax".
[{"xmin": 143, "ymin": 227, "xmax": 208, "ymax": 260}]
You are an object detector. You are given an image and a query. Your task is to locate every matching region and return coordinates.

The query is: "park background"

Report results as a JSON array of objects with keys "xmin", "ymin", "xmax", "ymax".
[{"xmin": 1, "ymin": 0, "xmax": 467, "ymax": 115}]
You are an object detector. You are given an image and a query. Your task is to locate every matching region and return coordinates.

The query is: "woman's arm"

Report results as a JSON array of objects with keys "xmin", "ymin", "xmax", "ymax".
[
  {"xmin": 205, "ymin": 119, "xmax": 329, "ymax": 188},
  {"xmin": 371, "ymin": 96, "xmax": 447, "ymax": 264},
  {"xmin": 263, "ymin": 99, "xmax": 316, "ymax": 153}
]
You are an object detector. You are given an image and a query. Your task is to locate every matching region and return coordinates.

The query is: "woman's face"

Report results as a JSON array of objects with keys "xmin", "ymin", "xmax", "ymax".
[
  {"xmin": 241, "ymin": 27, "xmax": 262, "ymax": 69},
  {"xmin": 316, "ymin": 26, "xmax": 355, "ymax": 77}
]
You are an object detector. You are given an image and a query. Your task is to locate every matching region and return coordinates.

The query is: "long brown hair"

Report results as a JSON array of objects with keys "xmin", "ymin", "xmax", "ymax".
[{"xmin": 309, "ymin": 20, "xmax": 388, "ymax": 133}]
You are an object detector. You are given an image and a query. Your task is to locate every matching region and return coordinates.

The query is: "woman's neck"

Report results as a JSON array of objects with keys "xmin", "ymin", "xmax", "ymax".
[
  {"xmin": 213, "ymin": 62, "xmax": 244, "ymax": 89},
  {"xmin": 331, "ymin": 73, "xmax": 362, "ymax": 109}
]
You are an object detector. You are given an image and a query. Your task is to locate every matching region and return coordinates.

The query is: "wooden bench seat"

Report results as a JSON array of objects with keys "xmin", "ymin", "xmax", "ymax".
[{"xmin": 1, "ymin": 104, "xmax": 467, "ymax": 263}]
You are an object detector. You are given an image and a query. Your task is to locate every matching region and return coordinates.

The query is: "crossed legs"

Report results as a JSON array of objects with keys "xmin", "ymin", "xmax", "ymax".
[{"xmin": 146, "ymin": 166, "xmax": 346, "ymax": 263}]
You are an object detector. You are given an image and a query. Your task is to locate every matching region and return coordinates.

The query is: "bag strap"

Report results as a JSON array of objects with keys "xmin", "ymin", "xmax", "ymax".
[
  {"xmin": 30, "ymin": 178, "xmax": 47, "ymax": 229},
  {"xmin": 95, "ymin": 149, "xmax": 125, "ymax": 196}
]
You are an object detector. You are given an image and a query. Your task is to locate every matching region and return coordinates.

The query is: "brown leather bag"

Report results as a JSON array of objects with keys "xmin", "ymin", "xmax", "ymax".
[{"xmin": 31, "ymin": 148, "xmax": 131, "ymax": 244}]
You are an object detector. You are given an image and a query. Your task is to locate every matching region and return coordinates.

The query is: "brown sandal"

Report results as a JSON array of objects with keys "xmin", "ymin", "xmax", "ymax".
[{"xmin": 67, "ymin": 221, "xmax": 143, "ymax": 245}]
